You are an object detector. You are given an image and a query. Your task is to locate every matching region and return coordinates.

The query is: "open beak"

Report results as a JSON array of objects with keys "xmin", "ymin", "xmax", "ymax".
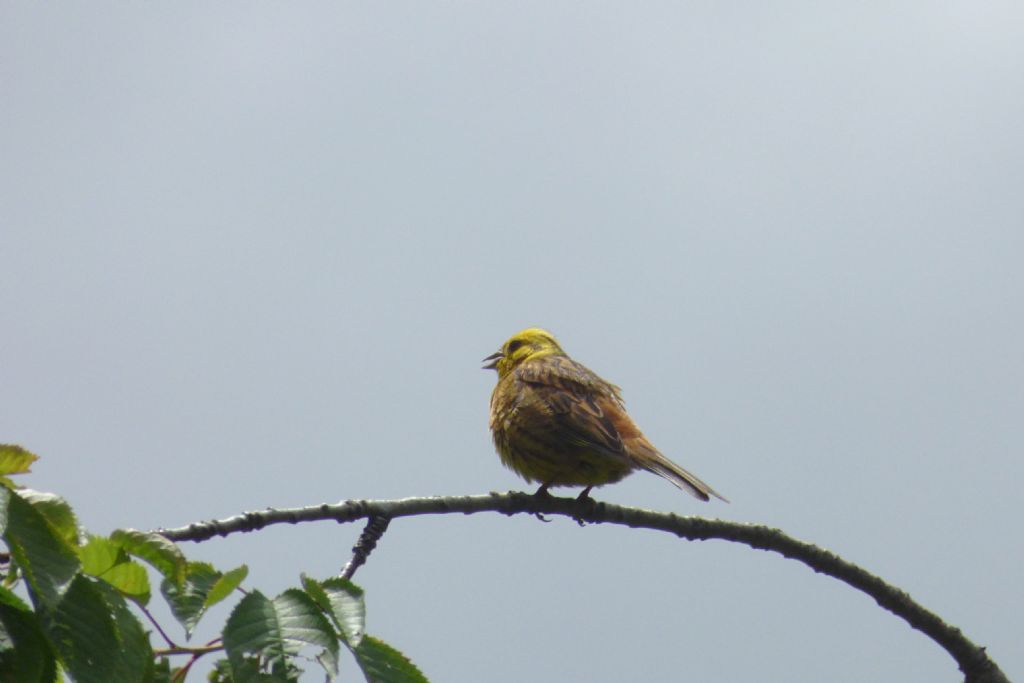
[{"xmin": 481, "ymin": 350, "xmax": 503, "ymax": 370}]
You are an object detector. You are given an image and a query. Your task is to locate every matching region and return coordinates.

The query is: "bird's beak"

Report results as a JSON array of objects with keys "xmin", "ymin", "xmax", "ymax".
[{"xmin": 481, "ymin": 350, "xmax": 503, "ymax": 370}]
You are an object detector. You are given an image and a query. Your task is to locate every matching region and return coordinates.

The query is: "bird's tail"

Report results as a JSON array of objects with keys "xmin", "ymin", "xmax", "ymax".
[{"xmin": 632, "ymin": 441, "xmax": 729, "ymax": 503}]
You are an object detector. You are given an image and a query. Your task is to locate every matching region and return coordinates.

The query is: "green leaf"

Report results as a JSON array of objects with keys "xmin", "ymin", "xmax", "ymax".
[
  {"xmin": 99, "ymin": 561, "xmax": 150, "ymax": 605},
  {"xmin": 0, "ymin": 585, "xmax": 57, "ymax": 683},
  {"xmin": 2, "ymin": 490, "xmax": 80, "ymax": 609},
  {"xmin": 150, "ymin": 657, "xmax": 173, "ymax": 683},
  {"xmin": 19, "ymin": 491, "xmax": 79, "ymax": 547},
  {"xmin": 0, "ymin": 488, "xmax": 8, "ymax": 537},
  {"xmin": 353, "ymin": 636, "xmax": 429, "ymax": 683},
  {"xmin": 160, "ymin": 562, "xmax": 217, "ymax": 638},
  {"xmin": 46, "ymin": 574, "xmax": 153, "ymax": 683},
  {"xmin": 160, "ymin": 562, "xmax": 246, "ymax": 638},
  {"xmin": 98, "ymin": 579, "xmax": 154, "ymax": 681},
  {"xmin": 223, "ymin": 589, "xmax": 339, "ymax": 679},
  {"xmin": 302, "ymin": 575, "xmax": 365, "ymax": 646},
  {"xmin": 210, "ymin": 655, "xmax": 303, "ymax": 682},
  {"xmin": 206, "ymin": 565, "xmax": 248, "ymax": 608},
  {"xmin": 110, "ymin": 529, "xmax": 186, "ymax": 586},
  {"xmin": 78, "ymin": 535, "xmax": 126, "ymax": 576},
  {"xmin": 79, "ymin": 536, "xmax": 150, "ymax": 606},
  {"xmin": 79, "ymin": 536, "xmax": 151, "ymax": 604},
  {"xmin": 0, "ymin": 585, "xmax": 31, "ymax": 613},
  {"xmin": 0, "ymin": 445, "xmax": 38, "ymax": 478}
]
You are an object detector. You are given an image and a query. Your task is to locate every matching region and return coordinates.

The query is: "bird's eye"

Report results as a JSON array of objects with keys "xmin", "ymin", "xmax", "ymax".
[{"xmin": 507, "ymin": 340, "xmax": 524, "ymax": 353}]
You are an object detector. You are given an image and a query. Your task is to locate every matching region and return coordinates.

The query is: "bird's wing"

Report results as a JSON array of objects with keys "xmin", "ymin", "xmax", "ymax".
[
  {"xmin": 515, "ymin": 356, "xmax": 632, "ymax": 458},
  {"xmin": 516, "ymin": 357, "xmax": 728, "ymax": 502}
]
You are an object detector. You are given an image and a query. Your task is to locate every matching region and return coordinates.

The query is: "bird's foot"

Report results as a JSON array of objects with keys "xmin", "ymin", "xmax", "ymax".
[
  {"xmin": 533, "ymin": 483, "xmax": 553, "ymax": 522},
  {"xmin": 573, "ymin": 486, "xmax": 596, "ymax": 526}
]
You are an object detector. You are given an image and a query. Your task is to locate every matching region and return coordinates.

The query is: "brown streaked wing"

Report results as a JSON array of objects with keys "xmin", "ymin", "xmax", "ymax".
[
  {"xmin": 592, "ymin": 393, "xmax": 644, "ymax": 440},
  {"xmin": 515, "ymin": 357, "xmax": 631, "ymax": 461}
]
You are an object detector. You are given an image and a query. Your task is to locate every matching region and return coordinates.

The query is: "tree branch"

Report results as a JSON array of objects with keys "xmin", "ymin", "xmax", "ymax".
[
  {"xmin": 340, "ymin": 514, "xmax": 391, "ymax": 580},
  {"xmin": 154, "ymin": 492, "xmax": 1008, "ymax": 683}
]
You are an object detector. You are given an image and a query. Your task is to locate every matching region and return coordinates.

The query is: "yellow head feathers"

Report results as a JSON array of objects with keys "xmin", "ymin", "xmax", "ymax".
[{"xmin": 482, "ymin": 327, "xmax": 565, "ymax": 379}]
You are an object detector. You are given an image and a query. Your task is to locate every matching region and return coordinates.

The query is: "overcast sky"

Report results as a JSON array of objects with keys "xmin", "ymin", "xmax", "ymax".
[{"xmin": 2, "ymin": 3, "xmax": 1022, "ymax": 682}]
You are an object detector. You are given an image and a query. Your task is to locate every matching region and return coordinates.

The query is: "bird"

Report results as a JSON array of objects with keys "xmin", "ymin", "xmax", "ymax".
[{"xmin": 483, "ymin": 327, "xmax": 727, "ymax": 502}]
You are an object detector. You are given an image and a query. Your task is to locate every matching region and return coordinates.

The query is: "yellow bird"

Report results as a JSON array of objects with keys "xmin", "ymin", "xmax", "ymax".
[{"xmin": 483, "ymin": 328, "xmax": 727, "ymax": 502}]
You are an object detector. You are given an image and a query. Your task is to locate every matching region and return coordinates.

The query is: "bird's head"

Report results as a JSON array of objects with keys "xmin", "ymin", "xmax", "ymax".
[{"xmin": 482, "ymin": 328, "xmax": 565, "ymax": 378}]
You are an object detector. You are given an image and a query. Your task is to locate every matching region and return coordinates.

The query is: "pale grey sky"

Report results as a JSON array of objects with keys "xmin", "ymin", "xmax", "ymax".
[{"xmin": 2, "ymin": 3, "xmax": 1022, "ymax": 682}]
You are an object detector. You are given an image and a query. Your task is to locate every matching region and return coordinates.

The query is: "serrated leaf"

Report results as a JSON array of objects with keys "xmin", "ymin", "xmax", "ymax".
[
  {"xmin": 46, "ymin": 574, "xmax": 118, "ymax": 682},
  {"xmin": 78, "ymin": 535, "xmax": 126, "ymax": 576},
  {"xmin": 99, "ymin": 578, "xmax": 154, "ymax": 681},
  {"xmin": 272, "ymin": 589, "xmax": 338, "ymax": 674},
  {"xmin": 0, "ymin": 445, "xmax": 38, "ymax": 478},
  {"xmin": 110, "ymin": 529, "xmax": 186, "ymax": 586},
  {"xmin": 99, "ymin": 561, "xmax": 150, "ymax": 605},
  {"xmin": 160, "ymin": 562, "xmax": 247, "ymax": 638},
  {"xmin": 223, "ymin": 589, "xmax": 339, "ymax": 679},
  {"xmin": 0, "ymin": 585, "xmax": 57, "ymax": 683},
  {"xmin": 0, "ymin": 488, "xmax": 8, "ymax": 536},
  {"xmin": 303, "ymin": 576, "xmax": 365, "ymax": 647},
  {"xmin": 160, "ymin": 562, "xmax": 219, "ymax": 638},
  {"xmin": 353, "ymin": 635, "xmax": 429, "ymax": 683},
  {"xmin": 211, "ymin": 655, "xmax": 301, "ymax": 682},
  {"xmin": 206, "ymin": 565, "xmax": 248, "ymax": 608},
  {"xmin": 46, "ymin": 574, "xmax": 153, "ymax": 683},
  {"xmin": 0, "ymin": 585, "xmax": 31, "ymax": 613},
  {"xmin": 19, "ymin": 491, "xmax": 79, "ymax": 547},
  {"xmin": 79, "ymin": 536, "xmax": 151, "ymax": 604},
  {"xmin": 208, "ymin": 658, "xmax": 234, "ymax": 682},
  {"xmin": 150, "ymin": 657, "xmax": 174, "ymax": 683},
  {"xmin": 2, "ymin": 490, "xmax": 80, "ymax": 609}
]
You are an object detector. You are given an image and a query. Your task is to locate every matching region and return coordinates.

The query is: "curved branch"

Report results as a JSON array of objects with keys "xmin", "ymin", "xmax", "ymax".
[{"xmin": 154, "ymin": 492, "xmax": 1008, "ymax": 683}]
